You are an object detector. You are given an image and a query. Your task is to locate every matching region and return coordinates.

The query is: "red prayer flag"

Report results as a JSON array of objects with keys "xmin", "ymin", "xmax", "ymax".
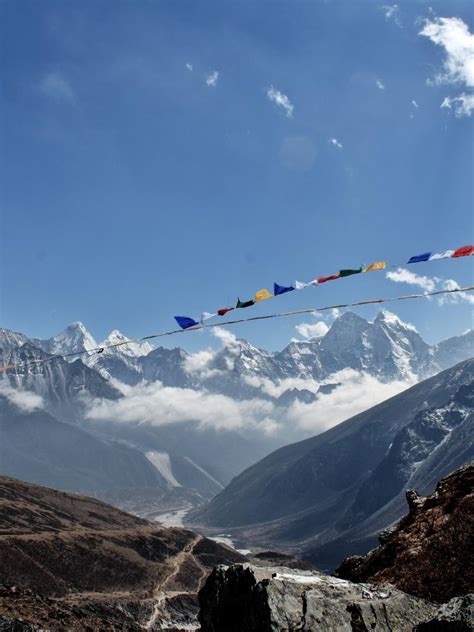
[
  {"xmin": 0, "ymin": 364, "xmax": 16, "ymax": 372},
  {"xmin": 452, "ymin": 245, "xmax": 474, "ymax": 258},
  {"xmin": 217, "ymin": 307, "xmax": 234, "ymax": 316},
  {"xmin": 317, "ymin": 274, "xmax": 341, "ymax": 283}
]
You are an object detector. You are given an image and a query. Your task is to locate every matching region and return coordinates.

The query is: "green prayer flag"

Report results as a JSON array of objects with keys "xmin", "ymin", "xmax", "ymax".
[
  {"xmin": 236, "ymin": 298, "xmax": 255, "ymax": 308},
  {"xmin": 339, "ymin": 268, "xmax": 362, "ymax": 278}
]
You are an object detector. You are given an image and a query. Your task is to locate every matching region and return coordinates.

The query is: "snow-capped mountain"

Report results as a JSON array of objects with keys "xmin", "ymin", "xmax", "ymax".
[
  {"xmin": 4, "ymin": 313, "xmax": 473, "ymax": 399},
  {"xmin": 32, "ymin": 322, "xmax": 98, "ymax": 358},
  {"xmin": 276, "ymin": 310, "xmax": 435, "ymax": 383},
  {"xmin": 99, "ymin": 330, "xmax": 155, "ymax": 358},
  {"xmin": 30, "ymin": 324, "xmax": 156, "ymax": 386},
  {"xmin": 0, "ymin": 328, "xmax": 30, "ymax": 355},
  {"xmin": 0, "ymin": 331, "xmax": 121, "ymax": 420}
]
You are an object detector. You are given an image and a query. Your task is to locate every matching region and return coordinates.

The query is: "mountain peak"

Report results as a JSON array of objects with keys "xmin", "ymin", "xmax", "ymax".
[
  {"xmin": 103, "ymin": 329, "xmax": 127, "ymax": 343},
  {"xmin": 336, "ymin": 311, "xmax": 368, "ymax": 323},
  {"xmin": 67, "ymin": 321, "xmax": 88, "ymax": 331},
  {"xmin": 100, "ymin": 330, "xmax": 154, "ymax": 358},
  {"xmin": 374, "ymin": 310, "xmax": 418, "ymax": 332},
  {"xmin": 324, "ymin": 311, "xmax": 369, "ymax": 338},
  {"xmin": 32, "ymin": 322, "xmax": 98, "ymax": 357}
]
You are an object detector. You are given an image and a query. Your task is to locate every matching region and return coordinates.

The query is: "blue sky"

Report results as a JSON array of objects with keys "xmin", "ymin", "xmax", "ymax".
[{"xmin": 1, "ymin": 0, "xmax": 473, "ymax": 352}]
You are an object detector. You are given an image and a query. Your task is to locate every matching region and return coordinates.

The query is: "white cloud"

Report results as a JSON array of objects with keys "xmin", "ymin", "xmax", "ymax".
[
  {"xmin": 386, "ymin": 268, "xmax": 474, "ymax": 306},
  {"xmin": 376, "ymin": 79, "xmax": 385, "ymax": 90},
  {"xmin": 186, "ymin": 63, "xmax": 193, "ymax": 72},
  {"xmin": 286, "ymin": 369, "xmax": 413, "ymax": 433},
  {"xmin": 420, "ymin": 17, "xmax": 474, "ymax": 87},
  {"xmin": 296, "ymin": 321, "xmax": 329, "ymax": 340},
  {"xmin": 86, "ymin": 380, "xmax": 277, "ymax": 433},
  {"xmin": 382, "ymin": 5, "xmax": 402, "ymax": 27},
  {"xmin": 243, "ymin": 375, "xmax": 320, "ymax": 399},
  {"xmin": 267, "ymin": 86, "xmax": 294, "ymax": 118},
  {"xmin": 386, "ymin": 267, "xmax": 436, "ymax": 292},
  {"xmin": 211, "ymin": 327, "xmax": 239, "ymax": 349},
  {"xmin": 85, "ymin": 363, "xmax": 419, "ymax": 444},
  {"xmin": 39, "ymin": 72, "xmax": 75, "ymax": 103},
  {"xmin": 206, "ymin": 70, "xmax": 219, "ymax": 87},
  {"xmin": 294, "ymin": 309, "xmax": 339, "ymax": 342},
  {"xmin": 183, "ymin": 349, "xmax": 214, "ymax": 372},
  {"xmin": 441, "ymin": 93, "xmax": 474, "ymax": 117},
  {"xmin": 420, "ymin": 17, "xmax": 474, "ymax": 117},
  {"xmin": 0, "ymin": 385, "xmax": 44, "ymax": 413},
  {"xmin": 437, "ymin": 279, "xmax": 474, "ymax": 305},
  {"xmin": 412, "ymin": 100, "xmax": 419, "ymax": 108},
  {"xmin": 329, "ymin": 137, "xmax": 343, "ymax": 149}
]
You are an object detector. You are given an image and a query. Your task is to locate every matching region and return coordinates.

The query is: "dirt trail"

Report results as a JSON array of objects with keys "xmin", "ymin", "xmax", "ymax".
[{"xmin": 144, "ymin": 534, "xmax": 206, "ymax": 630}]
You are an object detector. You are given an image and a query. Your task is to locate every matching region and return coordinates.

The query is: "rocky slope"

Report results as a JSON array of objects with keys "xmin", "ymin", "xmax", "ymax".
[
  {"xmin": 0, "ymin": 476, "xmax": 245, "ymax": 631},
  {"xmin": 336, "ymin": 464, "xmax": 474, "ymax": 604},
  {"xmin": 198, "ymin": 564, "xmax": 437, "ymax": 631},
  {"xmin": 189, "ymin": 360, "xmax": 474, "ymax": 570}
]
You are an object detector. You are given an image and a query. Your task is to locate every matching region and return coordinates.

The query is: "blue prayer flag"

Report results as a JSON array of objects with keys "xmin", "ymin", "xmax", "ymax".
[
  {"xmin": 174, "ymin": 316, "xmax": 199, "ymax": 330},
  {"xmin": 407, "ymin": 252, "xmax": 432, "ymax": 264},
  {"xmin": 274, "ymin": 282, "xmax": 295, "ymax": 296}
]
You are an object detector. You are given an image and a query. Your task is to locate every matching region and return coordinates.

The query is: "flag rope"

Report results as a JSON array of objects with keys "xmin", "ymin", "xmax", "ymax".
[
  {"xmin": 2, "ymin": 284, "xmax": 473, "ymax": 373},
  {"xmin": 174, "ymin": 244, "xmax": 473, "ymax": 328}
]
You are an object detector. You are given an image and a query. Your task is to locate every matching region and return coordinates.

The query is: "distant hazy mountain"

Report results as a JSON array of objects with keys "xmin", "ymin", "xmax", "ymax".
[
  {"xmin": 0, "ymin": 393, "xmax": 165, "ymax": 494},
  {"xmin": 188, "ymin": 359, "xmax": 474, "ymax": 570}
]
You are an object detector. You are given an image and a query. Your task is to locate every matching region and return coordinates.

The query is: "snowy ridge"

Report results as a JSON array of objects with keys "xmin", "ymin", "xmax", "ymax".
[{"xmin": 100, "ymin": 330, "xmax": 155, "ymax": 358}]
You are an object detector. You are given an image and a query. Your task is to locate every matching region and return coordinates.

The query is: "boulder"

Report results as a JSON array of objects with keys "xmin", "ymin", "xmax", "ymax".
[
  {"xmin": 414, "ymin": 595, "xmax": 474, "ymax": 631},
  {"xmin": 198, "ymin": 564, "xmax": 437, "ymax": 631}
]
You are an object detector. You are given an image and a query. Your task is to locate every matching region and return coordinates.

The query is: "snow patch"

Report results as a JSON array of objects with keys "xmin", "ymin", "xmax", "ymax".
[{"xmin": 145, "ymin": 451, "xmax": 181, "ymax": 487}]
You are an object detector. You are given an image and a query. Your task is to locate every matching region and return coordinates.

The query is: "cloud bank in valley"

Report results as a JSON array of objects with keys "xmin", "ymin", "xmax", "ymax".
[{"xmin": 85, "ymin": 368, "xmax": 412, "ymax": 440}]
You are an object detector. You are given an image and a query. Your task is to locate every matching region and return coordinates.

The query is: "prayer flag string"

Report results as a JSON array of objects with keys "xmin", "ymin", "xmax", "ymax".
[
  {"xmin": 2, "ymin": 284, "xmax": 473, "ymax": 373},
  {"xmin": 174, "ymin": 244, "xmax": 473, "ymax": 328}
]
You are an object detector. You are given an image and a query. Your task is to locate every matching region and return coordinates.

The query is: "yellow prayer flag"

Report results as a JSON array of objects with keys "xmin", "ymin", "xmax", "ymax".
[
  {"xmin": 363, "ymin": 261, "xmax": 387, "ymax": 273},
  {"xmin": 255, "ymin": 288, "xmax": 273, "ymax": 302}
]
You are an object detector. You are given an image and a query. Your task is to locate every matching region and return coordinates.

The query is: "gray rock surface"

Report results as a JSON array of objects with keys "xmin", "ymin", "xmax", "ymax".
[
  {"xmin": 198, "ymin": 564, "xmax": 437, "ymax": 631},
  {"xmin": 414, "ymin": 595, "xmax": 474, "ymax": 631}
]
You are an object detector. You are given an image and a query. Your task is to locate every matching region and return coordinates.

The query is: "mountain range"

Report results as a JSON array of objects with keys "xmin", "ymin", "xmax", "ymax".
[
  {"xmin": 1, "ymin": 314, "xmax": 473, "ymax": 518},
  {"xmin": 6, "ymin": 311, "xmax": 473, "ymax": 396},
  {"xmin": 188, "ymin": 359, "xmax": 474, "ymax": 570}
]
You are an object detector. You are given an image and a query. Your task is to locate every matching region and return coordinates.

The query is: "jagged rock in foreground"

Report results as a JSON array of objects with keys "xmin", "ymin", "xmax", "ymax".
[
  {"xmin": 0, "ymin": 476, "xmax": 245, "ymax": 631},
  {"xmin": 198, "ymin": 564, "xmax": 437, "ymax": 632},
  {"xmin": 337, "ymin": 464, "xmax": 474, "ymax": 604},
  {"xmin": 414, "ymin": 595, "xmax": 474, "ymax": 631}
]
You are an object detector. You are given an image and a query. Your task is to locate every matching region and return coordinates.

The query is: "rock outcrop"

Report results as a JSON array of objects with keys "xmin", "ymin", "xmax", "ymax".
[
  {"xmin": 414, "ymin": 595, "xmax": 474, "ymax": 631},
  {"xmin": 198, "ymin": 564, "xmax": 437, "ymax": 631},
  {"xmin": 337, "ymin": 464, "xmax": 474, "ymax": 604}
]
